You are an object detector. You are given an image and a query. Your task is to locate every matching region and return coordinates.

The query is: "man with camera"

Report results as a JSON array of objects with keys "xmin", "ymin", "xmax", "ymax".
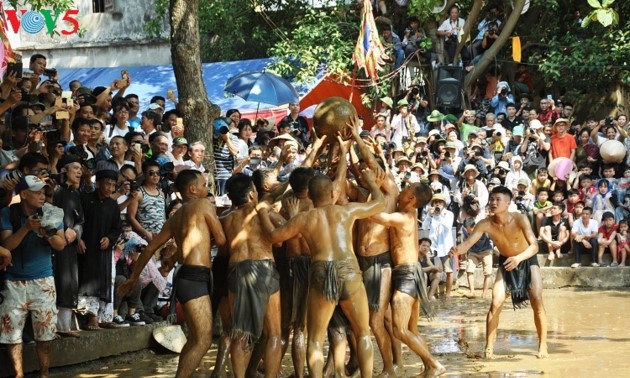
[
  {"xmin": 422, "ymin": 193, "xmax": 456, "ymax": 298},
  {"xmin": 490, "ymin": 82, "xmax": 515, "ymax": 117},
  {"xmin": 281, "ymin": 102, "xmax": 309, "ymax": 146},
  {"xmin": 0, "ymin": 175, "xmax": 66, "ymax": 378},
  {"xmin": 457, "ymin": 144, "xmax": 487, "ymax": 178}
]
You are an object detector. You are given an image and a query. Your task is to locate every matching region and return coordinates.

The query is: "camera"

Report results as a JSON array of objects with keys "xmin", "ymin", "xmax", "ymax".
[
  {"xmin": 250, "ymin": 157, "xmax": 262, "ymax": 166},
  {"xmin": 8, "ymin": 169, "xmax": 23, "ymax": 182},
  {"xmin": 444, "ymin": 151, "xmax": 451, "ymax": 158},
  {"xmin": 43, "ymin": 68, "xmax": 57, "ymax": 78},
  {"xmin": 411, "ymin": 87, "xmax": 419, "ymax": 95},
  {"xmin": 421, "ymin": 150, "xmax": 428, "ymax": 157},
  {"xmin": 488, "ymin": 29, "xmax": 496, "ymax": 36},
  {"xmin": 404, "ymin": 172, "xmax": 412, "ymax": 179},
  {"xmin": 605, "ymin": 116, "xmax": 614, "ymax": 126},
  {"xmin": 128, "ymin": 179, "xmax": 141, "ymax": 192},
  {"xmin": 500, "ymin": 87, "xmax": 508, "ymax": 96},
  {"xmin": 20, "ymin": 89, "xmax": 38, "ymax": 103},
  {"xmin": 434, "ymin": 206, "xmax": 441, "ymax": 214},
  {"xmin": 49, "ymin": 172, "xmax": 65, "ymax": 184},
  {"xmin": 84, "ymin": 158, "xmax": 96, "ymax": 170}
]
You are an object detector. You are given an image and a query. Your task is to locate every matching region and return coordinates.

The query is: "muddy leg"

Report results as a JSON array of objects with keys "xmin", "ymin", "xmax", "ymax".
[
  {"xmin": 339, "ymin": 287, "xmax": 374, "ymax": 378},
  {"xmin": 485, "ymin": 269, "xmax": 506, "ymax": 359},
  {"xmin": 370, "ymin": 268, "xmax": 396, "ymax": 376},
  {"xmin": 212, "ymin": 297, "xmax": 231, "ymax": 378},
  {"xmin": 176, "ymin": 295, "xmax": 213, "ymax": 378},
  {"xmin": 307, "ymin": 288, "xmax": 337, "ymax": 378},
  {"xmin": 528, "ymin": 266, "xmax": 548, "ymax": 359}
]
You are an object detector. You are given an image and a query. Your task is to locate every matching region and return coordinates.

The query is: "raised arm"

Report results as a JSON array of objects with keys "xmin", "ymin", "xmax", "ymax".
[
  {"xmin": 345, "ymin": 168, "xmax": 386, "ymax": 220},
  {"xmin": 301, "ymin": 131, "xmax": 327, "ymax": 168},
  {"xmin": 331, "ymin": 135, "xmax": 349, "ymax": 204},
  {"xmin": 257, "ymin": 201, "xmax": 303, "ymax": 244}
]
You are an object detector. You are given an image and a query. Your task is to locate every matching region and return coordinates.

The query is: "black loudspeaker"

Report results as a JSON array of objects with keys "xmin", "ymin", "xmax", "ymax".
[{"xmin": 435, "ymin": 66, "xmax": 464, "ymax": 109}]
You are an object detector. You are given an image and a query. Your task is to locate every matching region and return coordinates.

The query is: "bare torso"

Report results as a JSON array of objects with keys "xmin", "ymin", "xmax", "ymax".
[
  {"xmin": 357, "ymin": 178, "xmax": 398, "ymax": 257},
  {"xmin": 479, "ymin": 213, "xmax": 530, "ymax": 257},
  {"xmin": 221, "ymin": 202, "xmax": 274, "ymax": 265},
  {"xmin": 170, "ymin": 198, "xmax": 217, "ymax": 268},
  {"xmin": 388, "ymin": 211, "xmax": 419, "ymax": 266}
]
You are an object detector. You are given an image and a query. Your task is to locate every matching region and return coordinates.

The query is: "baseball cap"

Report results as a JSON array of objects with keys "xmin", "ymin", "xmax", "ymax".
[
  {"xmin": 16, "ymin": 175, "xmax": 49, "ymax": 193},
  {"xmin": 173, "ymin": 137, "xmax": 189, "ymax": 146},
  {"xmin": 148, "ymin": 103, "xmax": 164, "ymax": 111}
]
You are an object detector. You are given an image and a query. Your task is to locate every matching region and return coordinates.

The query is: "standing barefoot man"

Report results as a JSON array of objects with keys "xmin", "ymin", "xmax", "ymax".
[
  {"xmin": 450, "ymin": 185, "xmax": 548, "ymax": 359},
  {"xmin": 118, "ymin": 170, "xmax": 227, "ymax": 378},
  {"xmin": 369, "ymin": 183, "xmax": 446, "ymax": 378},
  {"xmin": 258, "ymin": 158, "xmax": 386, "ymax": 378}
]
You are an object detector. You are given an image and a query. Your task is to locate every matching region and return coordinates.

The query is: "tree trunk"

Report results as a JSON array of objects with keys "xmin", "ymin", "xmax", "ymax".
[
  {"xmin": 463, "ymin": 0, "xmax": 525, "ymax": 89},
  {"xmin": 453, "ymin": 0, "xmax": 482, "ymax": 65},
  {"xmin": 170, "ymin": 0, "xmax": 220, "ymax": 186}
]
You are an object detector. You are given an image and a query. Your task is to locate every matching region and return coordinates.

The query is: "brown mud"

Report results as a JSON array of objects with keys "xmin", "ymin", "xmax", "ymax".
[{"xmin": 48, "ymin": 288, "xmax": 630, "ymax": 377}]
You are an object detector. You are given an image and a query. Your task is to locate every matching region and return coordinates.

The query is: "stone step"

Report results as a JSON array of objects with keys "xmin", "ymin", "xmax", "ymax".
[
  {"xmin": 0, "ymin": 322, "xmax": 166, "ymax": 377},
  {"xmin": 457, "ymin": 264, "xmax": 630, "ymax": 290}
]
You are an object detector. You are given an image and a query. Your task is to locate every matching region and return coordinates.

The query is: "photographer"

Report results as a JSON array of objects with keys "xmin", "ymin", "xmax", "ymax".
[
  {"xmin": 490, "ymin": 82, "xmax": 515, "ymax": 117},
  {"xmin": 457, "ymin": 144, "xmax": 487, "ymax": 178},
  {"xmin": 406, "ymin": 85, "xmax": 429, "ymax": 132},
  {"xmin": 390, "ymin": 99, "xmax": 419, "ymax": 149},
  {"xmin": 281, "ymin": 102, "xmax": 309, "ymax": 146},
  {"xmin": 422, "ymin": 193, "xmax": 455, "ymax": 298},
  {"xmin": 512, "ymin": 178, "xmax": 535, "ymax": 215},
  {"xmin": 0, "ymin": 175, "xmax": 66, "ymax": 378},
  {"xmin": 111, "ymin": 164, "xmax": 140, "ymax": 214}
]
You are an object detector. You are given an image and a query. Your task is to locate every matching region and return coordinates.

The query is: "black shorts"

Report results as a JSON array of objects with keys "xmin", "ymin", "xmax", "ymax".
[{"xmin": 175, "ymin": 265, "xmax": 213, "ymax": 305}]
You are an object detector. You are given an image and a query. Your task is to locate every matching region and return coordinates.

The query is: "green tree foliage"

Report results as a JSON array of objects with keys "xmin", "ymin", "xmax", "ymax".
[
  {"xmin": 146, "ymin": 0, "xmax": 309, "ymax": 63},
  {"xmin": 266, "ymin": 5, "xmax": 359, "ymax": 83},
  {"xmin": 529, "ymin": 0, "xmax": 629, "ymax": 99},
  {"xmin": 7, "ymin": 0, "xmax": 74, "ymax": 10}
]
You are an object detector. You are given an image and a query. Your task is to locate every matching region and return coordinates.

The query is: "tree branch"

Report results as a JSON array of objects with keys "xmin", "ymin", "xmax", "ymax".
[
  {"xmin": 453, "ymin": 0, "xmax": 483, "ymax": 65},
  {"xmin": 464, "ymin": 0, "xmax": 526, "ymax": 89}
]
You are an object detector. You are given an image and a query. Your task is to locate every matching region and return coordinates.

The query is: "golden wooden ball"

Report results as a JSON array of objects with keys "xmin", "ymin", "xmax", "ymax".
[{"xmin": 313, "ymin": 97, "xmax": 358, "ymax": 139}]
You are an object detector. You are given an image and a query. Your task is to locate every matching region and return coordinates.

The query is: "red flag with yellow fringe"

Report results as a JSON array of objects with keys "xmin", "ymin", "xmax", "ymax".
[{"xmin": 353, "ymin": 0, "xmax": 388, "ymax": 84}]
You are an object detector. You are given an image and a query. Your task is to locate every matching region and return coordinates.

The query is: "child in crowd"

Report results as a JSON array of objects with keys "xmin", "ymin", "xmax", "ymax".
[
  {"xmin": 540, "ymin": 202, "xmax": 570, "ymax": 261},
  {"xmin": 615, "ymin": 220, "xmax": 628, "ymax": 267},
  {"xmin": 533, "ymin": 188, "xmax": 553, "ymax": 234},
  {"xmin": 566, "ymin": 189, "xmax": 580, "ymax": 215},
  {"xmin": 597, "ymin": 212, "xmax": 619, "ymax": 267},
  {"xmin": 592, "ymin": 179, "xmax": 615, "ymax": 223},
  {"xmin": 530, "ymin": 167, "xmax": 551, "ymax": 196},
  {"xmin": 578, "ymin": 174, "xmax": 596, "ymax": 208},
  {"xmin": 568, "ymin": 200, "xmax": 585, "ymax": 229}
]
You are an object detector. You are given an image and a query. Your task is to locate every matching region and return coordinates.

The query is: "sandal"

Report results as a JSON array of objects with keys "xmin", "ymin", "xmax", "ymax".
[
  {"xmin": 58, "ymin": 331, "xmax": 81, "ymax": 338},
  {"xmin": 84, "ymin": 316, "xmax": 101, "ymax": 331}
]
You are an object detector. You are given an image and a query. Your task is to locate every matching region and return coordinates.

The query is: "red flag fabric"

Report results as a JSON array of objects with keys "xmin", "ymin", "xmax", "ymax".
[{"xmin": 353, "ymin": 0, "xmax": 388, "ymax": 83}]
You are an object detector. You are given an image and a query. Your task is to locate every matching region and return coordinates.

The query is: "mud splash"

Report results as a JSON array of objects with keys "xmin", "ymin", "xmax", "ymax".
[{"xmin": 49, "ymin": 289, "xmax": 630, "ymax": 377}]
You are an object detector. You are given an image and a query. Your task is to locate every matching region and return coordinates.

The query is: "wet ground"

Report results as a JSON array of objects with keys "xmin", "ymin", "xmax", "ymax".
[{"xmin": 48, "ymin": 288, "xmax": 630, "ymax": 377}]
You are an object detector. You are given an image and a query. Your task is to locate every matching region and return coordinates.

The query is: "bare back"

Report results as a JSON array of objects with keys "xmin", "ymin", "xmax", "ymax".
[
  {"xmin": 169, "ymin": 198, "xmax": 219, "ymax": 268},
  {"xmin": 280, "ymin": 192, "xmax": 312, "ymax": 258},
  {"xmin": 221, "ymin": 202, "xmax": 274, "ymax": 265},
  {"xmin": 295, "ymin": 205, "xmax": 359, "ymax": 262}
]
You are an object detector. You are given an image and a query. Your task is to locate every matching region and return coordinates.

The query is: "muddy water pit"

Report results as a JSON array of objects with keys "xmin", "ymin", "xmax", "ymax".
[{"xmin": 49, "ymin": 289, "xmax": 630, "ymax": 377}]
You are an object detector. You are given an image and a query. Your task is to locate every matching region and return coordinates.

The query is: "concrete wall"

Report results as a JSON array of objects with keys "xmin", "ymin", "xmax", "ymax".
[{"xmin": 5, "ymin": 0, "xmax": 171, "ymax": 67}]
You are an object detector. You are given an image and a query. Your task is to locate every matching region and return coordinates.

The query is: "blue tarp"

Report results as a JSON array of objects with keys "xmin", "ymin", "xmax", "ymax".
[{"xmin": 55, "ymin": 58, "xmax": 312, "ymax": 114}]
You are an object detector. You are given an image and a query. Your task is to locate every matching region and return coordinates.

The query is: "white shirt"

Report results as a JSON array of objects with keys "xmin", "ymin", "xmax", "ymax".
[
  {"xmin": 183, "ymin": 160, "xmax": 205, "ymax": 173},
  {"xmin": 438, "ymin": 17, "xmax": 466, "ymax": 41},
  {"xmin": 104, "ymin": 123, "xmax": 132, "ymax": 143},
  {"xmin": 571, "ymin": 218, "xmax": 599, "ymax": 236},
  {"xmin": 390, "ymin": 114, "xmax": 419, "ymax": 149},
  {"xmin": 423, "ymin": 209, "xmax": 455, "ymax": 257}
]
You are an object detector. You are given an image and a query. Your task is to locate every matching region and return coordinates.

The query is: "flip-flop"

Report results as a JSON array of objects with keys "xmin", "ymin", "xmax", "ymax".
[
  {"xmin": 58, "ymin": 331, "xmax": 81, "ymax": 338},
  {"xmin": 548, "ymin": 253, "xmax": 555, "ymax": 261}
]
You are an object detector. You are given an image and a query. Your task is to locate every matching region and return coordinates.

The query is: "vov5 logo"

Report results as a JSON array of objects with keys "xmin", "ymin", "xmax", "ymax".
[{"xmin": 4, "ymin": 9, "xmax": 79, "ymax": 36}]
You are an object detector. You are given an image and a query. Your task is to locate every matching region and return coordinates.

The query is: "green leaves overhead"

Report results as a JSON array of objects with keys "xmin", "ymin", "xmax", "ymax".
[{"xmin": 582, "ymin": 0, "xmax": 619, "ymax": 28}]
